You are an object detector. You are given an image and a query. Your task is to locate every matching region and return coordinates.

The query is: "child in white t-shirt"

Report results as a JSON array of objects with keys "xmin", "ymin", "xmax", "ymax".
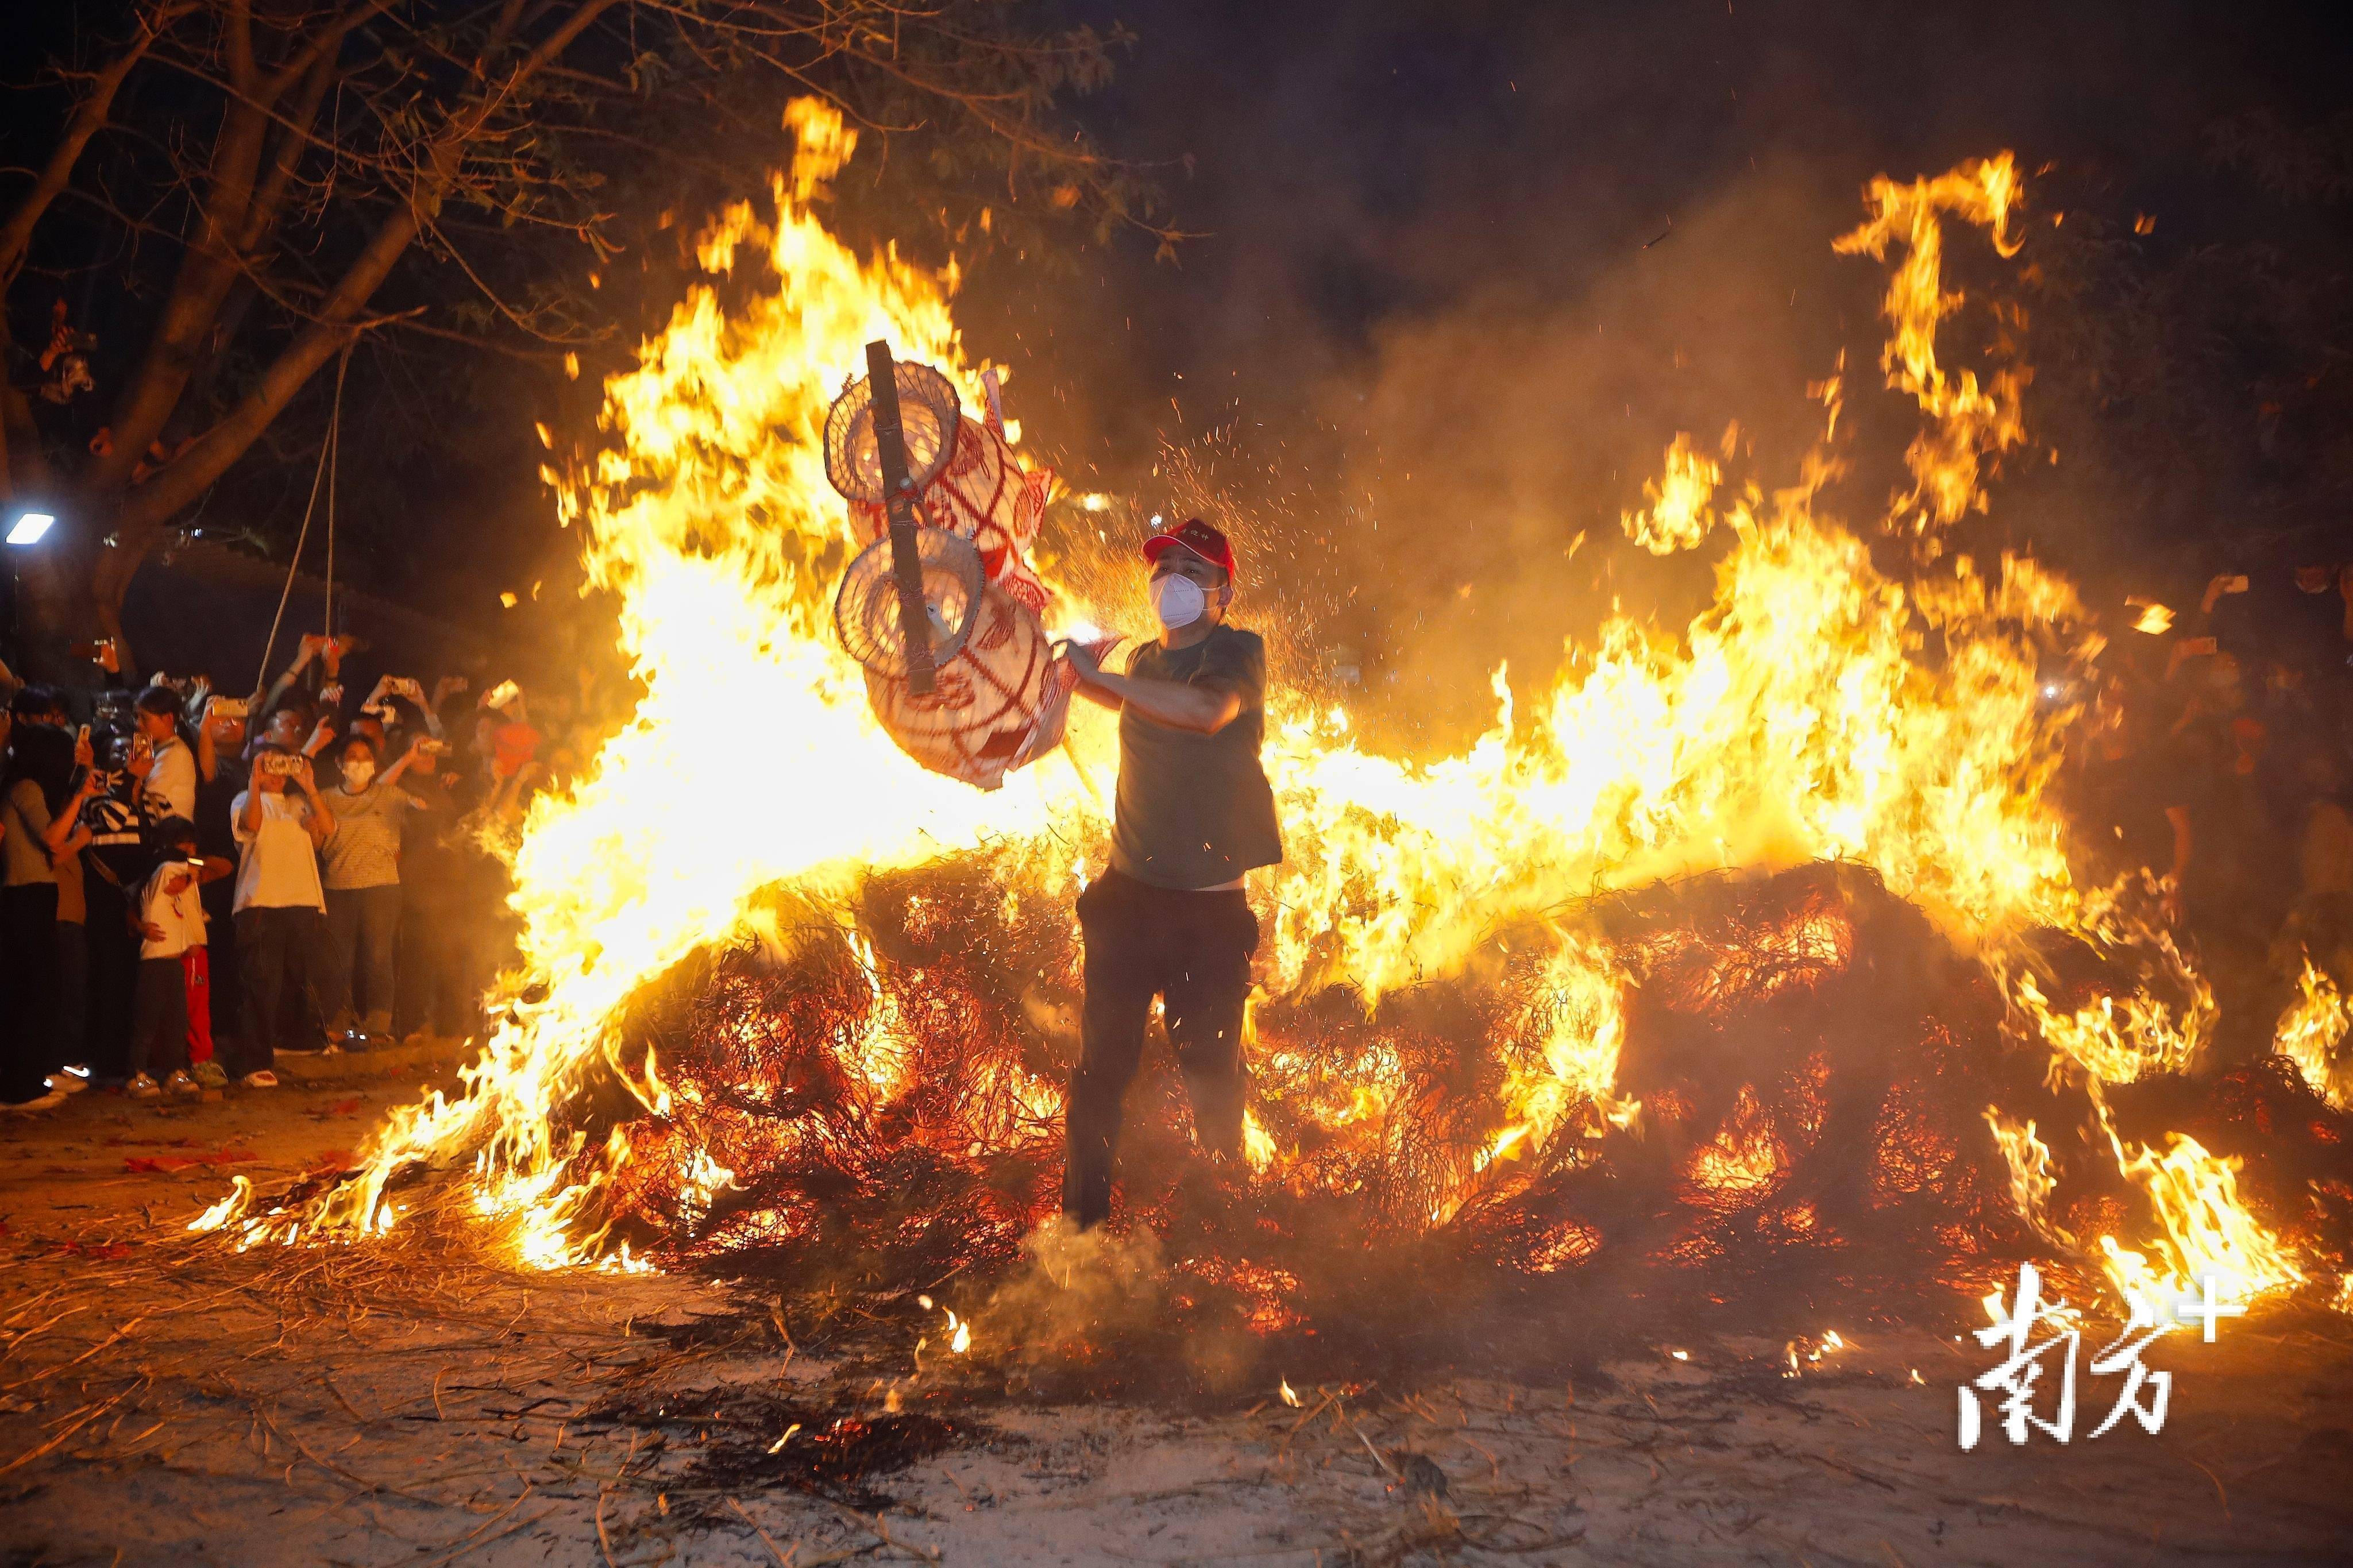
[{"xmin": 127, "ymin": 817, "xmax": 227, "ymax": 1099}]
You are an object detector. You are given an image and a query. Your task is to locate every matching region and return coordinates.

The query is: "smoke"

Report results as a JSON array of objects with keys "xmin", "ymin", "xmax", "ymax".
[
  {"xmin": 993, "ymin": 1219, "xmax": 1165, "ymax": 1326},
  {"xmin": 1310, "ymin": 156, "xmax": 1881, "ymax": 740},
  {"xmin": 975, "ymin": 1218, "xmax": 1181, "ymax": 1379}
]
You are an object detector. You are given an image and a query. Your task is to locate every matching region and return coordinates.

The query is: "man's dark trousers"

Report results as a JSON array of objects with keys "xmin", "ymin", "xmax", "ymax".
[{"xmin": 1063, "ymin": 868, "xmax": 1258, "ymax": 1228}]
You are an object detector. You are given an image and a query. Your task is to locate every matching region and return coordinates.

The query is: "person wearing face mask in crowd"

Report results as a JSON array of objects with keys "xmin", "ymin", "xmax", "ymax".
[
  {"xmin": 315, "ymin": 733, "xmax": 429, "ymax": 1048},
  {"xmin": 1056, "ymin": 518, "xmax": 1283, "ymax": 1229}
]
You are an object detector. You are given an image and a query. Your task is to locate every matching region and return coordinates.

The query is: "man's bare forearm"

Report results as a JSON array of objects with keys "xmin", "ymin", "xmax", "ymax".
[{"xmin": 1084, "ymin": 672, "xmax": 1240, "ymax": 735}]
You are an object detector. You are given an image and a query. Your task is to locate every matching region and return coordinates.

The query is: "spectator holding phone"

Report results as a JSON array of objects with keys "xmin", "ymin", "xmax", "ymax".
[
  {"xmin": 132, "ymin": 684, "xmax": 198, "ymax": 824},
  {"xmin": 317, "ymin": 733, "xmax": 429, "ymax": 1048},
  {"xmin": 472, "ymin": 681, "xmax": 543, "ymax": 827},
  {"xmin": 228, "ymin": 744, "xmax": 336, "ymax": 1087},
  {"xmin": 77, "ymin": 636, "xmax": 130, "ymax": 693},
  {"xmin": 260, "ymin": 634, "xmax": 348, "ymax": 717},
  {"xmin": 194, "ymin": 693, "xmax": 245, "ymax": 784}
]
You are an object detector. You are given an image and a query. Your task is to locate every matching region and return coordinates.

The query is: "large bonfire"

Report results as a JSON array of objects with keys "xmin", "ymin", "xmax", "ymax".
[{"xmin": 208, "ymin": 105, "xmax": 2347, "ymax": 1342}]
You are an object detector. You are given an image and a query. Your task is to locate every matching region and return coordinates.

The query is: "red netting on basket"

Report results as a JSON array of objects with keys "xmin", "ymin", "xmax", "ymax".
[
  {"xmin": 848, "ymin": 413, "xmax": 1051, "ymax": 618},
  {"xmin": 863, "ymin": 584, "xmax": 1061, "ymax": 791},
  {"xmin": 824, "ymin": 360, "xmax": 1073, "ymax": 788}
]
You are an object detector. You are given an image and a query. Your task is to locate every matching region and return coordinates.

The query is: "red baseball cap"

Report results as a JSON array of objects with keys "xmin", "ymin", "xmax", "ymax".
[{"xmin": 1141, "ymin": 517, "xmax": 1237, "ymax": 581}]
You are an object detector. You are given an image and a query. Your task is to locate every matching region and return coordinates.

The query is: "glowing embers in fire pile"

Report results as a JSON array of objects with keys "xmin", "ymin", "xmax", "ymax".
[
  {"xmin": 1679, "ymin": 1087, "xmax": 1797, "ymax": 1210},
  {"xmin": 1172, "ymin": 1256, "xmax": 1306, "ymax": 1335},
  {"xmin": 609, "ymin": 863, "xmax": 1081, "ymax": 1266},
  {"xmin": 1550, "ymin": 864, "xmax": 2006, "ymax": 1256},
  {"xmin": 619, "ymin": 855, "xmax": 2033, "ymax": 1302},
  {"xmin": 1621, "ymin": 893, "xmax": 1856, "ymax": 1018}
]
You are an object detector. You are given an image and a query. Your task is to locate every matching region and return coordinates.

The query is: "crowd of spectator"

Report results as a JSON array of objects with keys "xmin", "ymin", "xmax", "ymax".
[{"xmin": 0, "ymin": 632, "xmax": 570, "ymax": 1112}]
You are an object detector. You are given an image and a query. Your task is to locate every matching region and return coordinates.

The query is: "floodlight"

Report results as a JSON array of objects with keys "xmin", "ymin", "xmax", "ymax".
[{"xmin": 6, "ymin": 511, "xmax": 56, "ymax": 546}]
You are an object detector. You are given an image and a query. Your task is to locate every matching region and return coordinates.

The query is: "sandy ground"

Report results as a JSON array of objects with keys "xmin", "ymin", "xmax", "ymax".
[{"xmin": 5, "ymin": 1065, "xmax": 2352, "ymax": 1567}]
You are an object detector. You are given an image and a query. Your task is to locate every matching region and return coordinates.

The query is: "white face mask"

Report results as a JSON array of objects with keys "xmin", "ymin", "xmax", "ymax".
[
  {"xmin": 1151, "ymin": 573, "xmax": 1208, "ymax": 631},
  {"xmin": 344, "ymin": 760, "xmax": 376, "ymax": 790}
]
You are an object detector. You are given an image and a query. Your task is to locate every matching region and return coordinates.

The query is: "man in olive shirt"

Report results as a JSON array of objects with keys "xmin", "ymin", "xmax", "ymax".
[{"xmin": 1062, "ymin": 518, "xmax": 1283, "ymax": 1229}]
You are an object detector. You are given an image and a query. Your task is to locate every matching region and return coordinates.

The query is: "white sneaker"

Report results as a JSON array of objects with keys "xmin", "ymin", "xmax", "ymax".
[
  {"xmin": 238, "ymin": 1070, "xmax": 280, "ymax": 1089},
  {"xmin": 165, "ymin": 1070, "xmax": 199, "ymax": 1096},
  {"xmin": 0, "ymin": 1089, "xmax": 68, "ymax": 1113},
  {"xmin": 128, "ymin": 1073, "xmax": 163, "ymax": 1100},
  {"xmin": 49, "ymin": 1065, "xmax": 91, "ymax": 1094}
]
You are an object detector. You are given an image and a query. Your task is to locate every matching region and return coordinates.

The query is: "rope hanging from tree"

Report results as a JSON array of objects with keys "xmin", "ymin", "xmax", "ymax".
[{"xmin": 252, "ymin": 341, "xmax": 351, "ymax": 698}]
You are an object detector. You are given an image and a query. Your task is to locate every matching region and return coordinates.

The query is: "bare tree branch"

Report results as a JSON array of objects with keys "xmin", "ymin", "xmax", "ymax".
[
  {"xmin": 111, "ymin": 0, "xmax": 632, "ymax": 536},
  {"xmin": 90, "ymin": 0, "xmax": 396, "ymax": 492},
  {"xmin": 0, "ymin": 2, "xmax": 180, "ymax": 293},
  {"xmin": 237, "ymin": 47, "xmax": 340, "ymax": 254},
  {"xmin": 2, "ymin": 0, "xmax": 1171, "ymax": 662},
  {"xmin": 223, "ymin": 0, "xmax": 255, "ymax": 93}
]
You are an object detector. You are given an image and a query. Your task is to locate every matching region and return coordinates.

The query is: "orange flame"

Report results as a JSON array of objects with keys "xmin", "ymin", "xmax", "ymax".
[
  {"xmin": 1833, "ymin": 153, "xmax": 2027, "ymax": 536},
  {"xmin": 2275, "ymin": 953, "xmax": 2351, "ymax": 1109}
]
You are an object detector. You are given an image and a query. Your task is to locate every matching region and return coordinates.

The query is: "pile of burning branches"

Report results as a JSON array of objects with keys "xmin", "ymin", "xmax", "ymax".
[{"xmin": 564, "ymin": 853, "xmax": 2353, "ymax": 1382}]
